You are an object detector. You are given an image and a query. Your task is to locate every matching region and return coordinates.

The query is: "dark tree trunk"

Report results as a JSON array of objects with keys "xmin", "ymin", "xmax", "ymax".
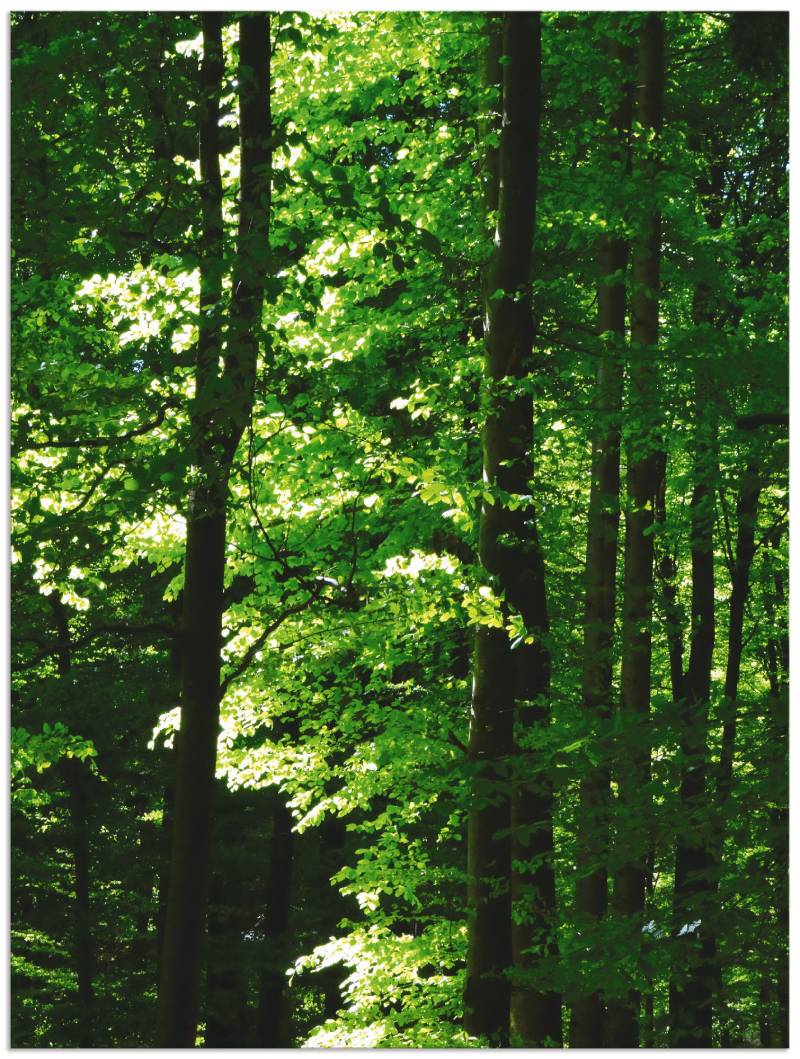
[
  {"xmin": 463, "ymin": 21, "xmax": 510, "ymax": 1045},
  {"xmin": 500, "ymin": 17, "xmax": 560, "ymax": 1048},
  {"xmin": 465, "ymin": 14, "xmax": 559, "ymax": 1046},
  {"xmin": 772, "ymin": 803, "xmax": 789, "ymax": 1049},
  {"xmin": 65, "ymin": 758, "xmax": 94, "ymax": 1048},
  {"xmin": 763, "ymin": 527, "xmax": 788, "ymax": 1048},
  {"xmin": 667, "ymin": 152, "xmax": 724, "ymax": 1048},
  {"xmin": 605, "ymin": 14, "xmax": 664, "ymax": 1048},
  {"xmin": 156, "ymin": 14, "xmax": 272, "ymax": 1046},
  {"xmin": 654, "ymin": 451, "xmax": 685, "ymax": 704},
  {"xmin": 668, "ymin": 391, "xmax": 716, "ymax": 1047},
  {"xmin": 49, "ymin": 593, "xmax": 95, "ymax": 1048},
  {"xmin": 204, "ymin": 790, "xmax": 251, "ymax": 1048},
  {"xmin": 569, "ymin": 28, "xmax": 632, "ymax": 1049},
  {"xmin": 707, "ymin": 460, "xmax": 761, "ymax": 1039},
  {"xmin": 716, "ymin": 463, "xmax": 761, "ymax": 806},
  {"xmin": 255, "ymin": 796, "xmax": 295, "ymax": 1047}
]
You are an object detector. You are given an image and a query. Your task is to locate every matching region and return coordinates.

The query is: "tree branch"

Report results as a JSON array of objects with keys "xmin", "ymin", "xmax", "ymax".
[
  {"xmin": 26, "ymin": 405, "xmax": 170, "ymax": 450},
  {"xmin": 735, "ymin": 411, "xmax": 788, "ymax": 431}
]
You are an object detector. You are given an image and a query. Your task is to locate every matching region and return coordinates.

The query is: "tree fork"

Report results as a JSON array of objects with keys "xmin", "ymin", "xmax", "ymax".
[{"xmin": 156, "ymin": 14, "xmax": 272, "ymax": 1045}]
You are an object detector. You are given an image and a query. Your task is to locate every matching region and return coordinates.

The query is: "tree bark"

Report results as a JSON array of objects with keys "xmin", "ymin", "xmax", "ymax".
[
  {"xmin": 716, "ymin": 462, "xmax": 761, "ymax": 806},
  {"xmin": 605, "ymin": 13, "xmax": 664, "ymax": 1048},
  {"xmin": 204, "ymin": 790, "xmax": 251, "ymax": 1048},
  {"xmin": 763, "ymin": 526, "xmax": 788, "ymax": 1048},
  {"xmin": 502, "ymin": 16, "xmax": 560, "ymax": 1048},
  {"xmin": 156, "ymin": 15, "xmax": 272, "ymax": 1046},
  {"xmin": 668, "ymin": 383, "xmax": 716, "ymax": 1046},
  {"xmin": 464, "ymin": 14, "xmax": 558, "ymax": 1046},
  {"xmin": 667, "ymin": 150, "xmax": 724, "ymax": 1047},
  {"xmin": 706, "ymin": 459, "xmax": 760, "ymax": 1039},
  {"xmin": 654, "ymin": 451, "xmax": 685, "ymax": 704},
  {"xmin": 569, "ymin": 28, "xmax": 631, "ymax": 1049},
  {"xmin": 462, "ymin": 20, "xmax": 507, "ymax": 1043},
  {"xmin": 49, "ymin": 593, "xmax": 95, "ymax": 1048},
  {"xmin": 255, "ymin": 795, "xmax": 295, "ymax": 1047}
]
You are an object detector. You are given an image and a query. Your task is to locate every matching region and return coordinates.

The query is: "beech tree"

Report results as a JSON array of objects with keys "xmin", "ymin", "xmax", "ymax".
[
  {"xmin": 11, "ymin": 10, "xmax": 787, "ymax": 1049},
  {"xmin": 605, "ymin": 14, "xmax": 664, "ymax": 1046},
  {"xmin": 156, "ymin": 15, "xmax": 272, "ymax": 1046}
]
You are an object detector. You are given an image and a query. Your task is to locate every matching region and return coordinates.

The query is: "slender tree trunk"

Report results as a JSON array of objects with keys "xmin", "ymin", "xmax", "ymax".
[
  {"xmin": 763, "ymin": 526, "xmax": 788, "ymax": 1048},
  {"xmin": 605, "ymin": 14, "xmax": 664, "ymax": 1048},
  {"xmin": 156, "ymin": 15, "xmax": 272, "ymax": 1045},
  {"xmin": 667, "ymin": 152, "xmax": 725, "ymax": 1047},
  {"xmin": 463, "ymin": 21, "xmax": 510, "ymax": 1045},
  {"xmin": 255, "ymin": 796, "xmax": 295, "ymax": 1047},
  {"xmin": 758, "ymin": 978, "xmax": 775, "ymax": 1047},
  {"xmin": 772, "ymin": 802, "xmax": 789, "ymax": 1049},
  {"xmin": 716, "ymin": 463, "xmax": 761, "ymax": 807},
  {"xmin": 668, "ymin": 388, "xmax": 716, "ymax": 1047},
  {"xmin": 204, "ymin": 790, "xmax": 250, "ymax": 1048},
  {"xmin": 500, "ymin": 17, "xmax": 561, "ymax": 1047},
  {"xmin": 465, "ymin": 14, "xmax": 558, "ymax": 1045},
  {"xmin": 569, "ymin": 29, "xmax": 631, "ymax": 1049},
  {"xmin": 49, "ymin": 593, "xmax": 95, "ymax": 1048},
  {"xmin": 654, "ymin": 452, "xmax": 685, "ymax": 703},
  {"xmin": 707, "ymin": 459, "xmax": 761, "ymax": 1039}
]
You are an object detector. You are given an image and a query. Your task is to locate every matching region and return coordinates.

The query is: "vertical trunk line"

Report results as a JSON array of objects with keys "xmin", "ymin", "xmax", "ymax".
[
  {"xmin": 499, "ymin": 17, "xmax": 561, "ymax": 1044},
  {"xmin": 605, "ymin": 13, "xmax": 664, "ymax": 1048},
  {"xmin": 156, "ymin": 15, "xmax": 272, "ymax": 1046},
  {"xmin": 706, "ymin": 459, "xmax": 760, "ymax": 1040},
  {"xmin": 668, "ymin": 154, "xmax": 724, "ymax": 1048},
  {"xmin": 464, "ymin": 14, "xmax": 559, "ymax": 1046},
  {"xmin": 49, "ymin": 593, "xmax": 95, "ymax": 1048},
  {"xmin": 255, "ymin": 795, "xmax": 295, "ymax": 1047},
  {"xmin": 569, "ymin": 26, "xmax": 632, "ymax": 1048},
  {"xmin": 463, "ymin": 19, "xmax": 511, "ymax": 1044}
]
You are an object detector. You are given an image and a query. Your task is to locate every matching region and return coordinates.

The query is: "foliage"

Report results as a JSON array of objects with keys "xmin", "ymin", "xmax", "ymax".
[{"xmin": 10, "ymin": 9, "xmax": 787, "ymax": 1048}]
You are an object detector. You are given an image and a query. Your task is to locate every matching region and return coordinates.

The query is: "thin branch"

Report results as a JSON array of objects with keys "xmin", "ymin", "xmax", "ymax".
[
  {"xmin": 220, "ymin": 588, "xmax": 323, "ymax": 695},
  {"xmin": 26, "ymin": 405, "xmax": 171, "ymax": 451}
]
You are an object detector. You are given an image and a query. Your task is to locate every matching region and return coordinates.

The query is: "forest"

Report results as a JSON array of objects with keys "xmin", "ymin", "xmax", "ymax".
[{"xmin": 10, "ymin": 9, "xmax": 788, "ymax": 1050}]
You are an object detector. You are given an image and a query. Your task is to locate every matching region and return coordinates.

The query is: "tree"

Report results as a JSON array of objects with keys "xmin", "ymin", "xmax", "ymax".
[
  {"xmin": 605, "ymin": 13, "xmax": 663, "ymax": 1048},
  {"xmin": 10, "ymin": 10, "xmax": 787, "ymax": 1049},
  {"xmin": 464, "ymin": 13, "xmax": 560, "ymax": 1048},
  {"xmin": 156, "ymin": 14, "xmax": 272, "ymax": 1046},
  {"xmin": 569, "ymin": 23, "xmax": 632, "ymax": 1048}
]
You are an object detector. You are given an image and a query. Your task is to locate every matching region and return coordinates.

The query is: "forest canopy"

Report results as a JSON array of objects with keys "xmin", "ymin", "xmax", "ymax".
[{"xmin": 10, "ymin": 9, "xmax": 788, "ymax": 1049}]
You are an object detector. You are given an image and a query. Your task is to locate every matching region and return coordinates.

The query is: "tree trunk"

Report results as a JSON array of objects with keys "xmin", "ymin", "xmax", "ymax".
[
  {"xmin": 707, "ymin": 459, "xmax": 761, "ymax": 1039},
  {"xmin": 569, "ymin": 28, "xmax": 632, "ymax": 1049},
  {"xmin": 654, "ymin": 451, "xmax": 685, "ymax": 704},
  {"xmin": 156, "ymin": 14, "xmax": 272, "ymax": 1046},
  {"xmin": 255, "ymin": 795, "xmax": 295, "ymax": 1047},
  {"xmin": 716, "ymin": 463, "xmax": 761, "ymax": 807},
  {"xmin": 668, "ymin": 388, "xmax": 716, "ymax": 1047},
  {"xmin": 605, "ymin": 14, "xmax": 664, "ymax": 1048},
  {"xmin": 502, "ymin": 16, "xmax": 561, "ymax": 1048},
  {"xmin": 463, "ymin": 21, "xmax": 510, "ymax": 1045},
  {"xmin": 204, "ymin": 790, "xmax": 251, "ymax": 1048},
  {"xmin": 465, "ymin": 14, "xmax": 558, "ymax": 1046},
  {"xmin": 667, "ymin": 151, "xmax": 725, "ymax": 1048},
  {"xmin": 763, "ymin": 527, "xmax": 788, "ymax": 1048},
  {"xmin": 49, "ymin": 593, "xmax": 95, "ymax": 1048}
]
